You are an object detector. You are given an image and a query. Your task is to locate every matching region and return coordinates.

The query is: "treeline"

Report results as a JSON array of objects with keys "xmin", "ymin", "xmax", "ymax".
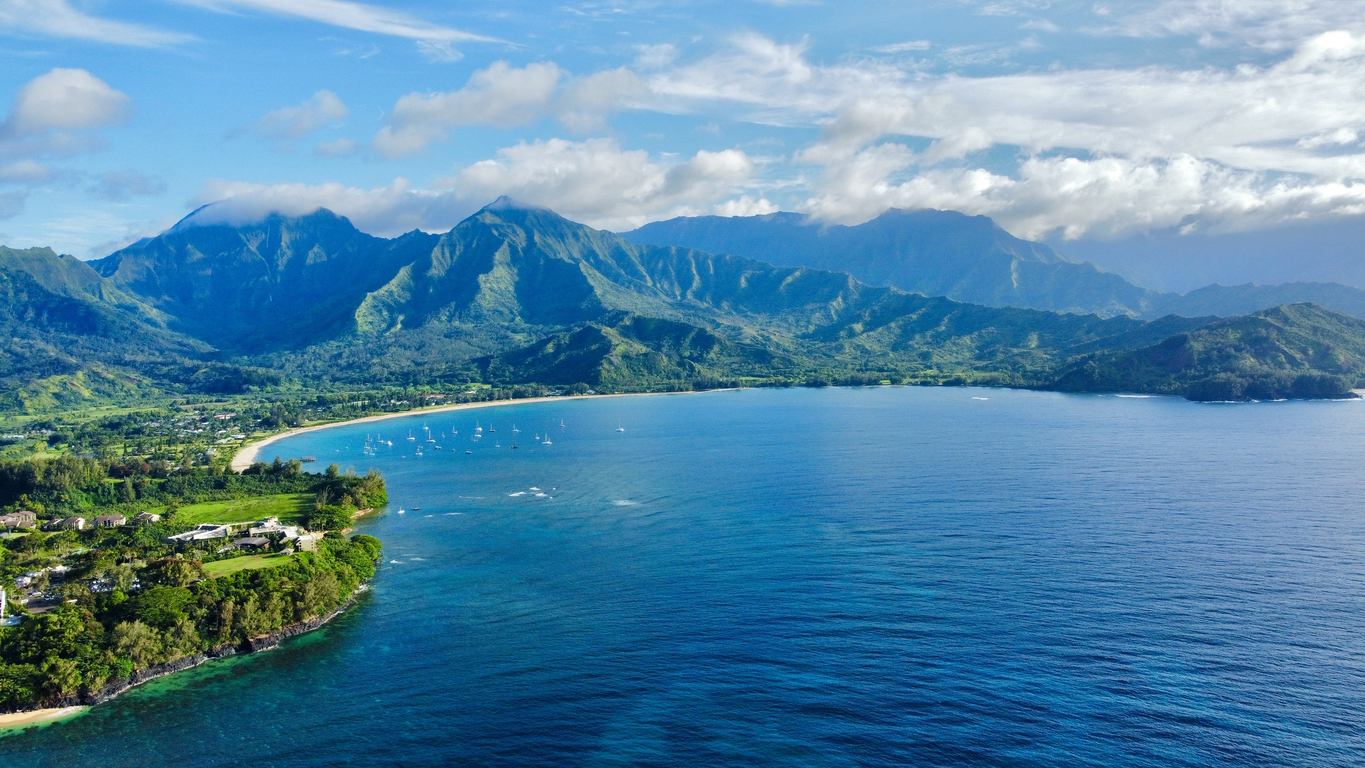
[
  {"xmin": 0, "ymin": 534, "xmax": 381, "ymax": 711},
  {"xmin": 0, "ymin": 455, "xmax": 387, "ymax": 521}
]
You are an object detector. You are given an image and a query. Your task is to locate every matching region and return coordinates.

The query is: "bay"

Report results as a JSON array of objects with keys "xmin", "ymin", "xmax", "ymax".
[{"xmin": 7, "ymin": 386, "xmax": 1365, "ymax": 766}]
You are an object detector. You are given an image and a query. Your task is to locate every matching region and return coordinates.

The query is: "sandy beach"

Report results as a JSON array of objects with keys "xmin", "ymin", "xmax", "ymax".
[
  {"xmin": 0, "ymin": 706, "xmax": 87, "ymax": 730},
  {"xmin": 229, "ymin": 390, "xmax": 725, "ymax": 471}
]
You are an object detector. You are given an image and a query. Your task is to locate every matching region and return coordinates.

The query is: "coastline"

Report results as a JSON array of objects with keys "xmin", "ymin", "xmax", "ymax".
[
  {"xmin": 229, "ymin": 390, "xmax": 728, "ymax": 471},
  {"xmin": 0, "ymin": 587, "xmax": 370, "ymax": 730}
]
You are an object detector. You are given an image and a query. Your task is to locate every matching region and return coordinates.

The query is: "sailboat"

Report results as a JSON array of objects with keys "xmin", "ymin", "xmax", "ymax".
[
  {"xmin": 560, "ymin": 418, "xmax": 566, "ymax": 427},
  {"xmin": 542, "ymin": 433, "xmax": 552, "ymax": 445},
  {"xmin": 616, "ymin": 422, "xmax": 625, "ymax": 432},
  {"xmin": 512, "ymin": 424, "xmax": 520, "ymax": 433},
  {"xmin": 407, "ymin": 430, "xmax": 416, "ymax": 441}
]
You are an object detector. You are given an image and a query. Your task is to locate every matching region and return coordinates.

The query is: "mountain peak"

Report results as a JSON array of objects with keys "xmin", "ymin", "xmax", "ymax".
[
  {"xmin": 171, "ymin": 202, "xmax": 352, "ymax": 233},
  {"xmin": 480, "ymin": 195, "xmax": 549, "ymax": 214}
]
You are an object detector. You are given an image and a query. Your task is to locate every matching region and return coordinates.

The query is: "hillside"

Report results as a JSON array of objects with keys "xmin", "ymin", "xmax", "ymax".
[
  {"xmin": 91, "ymin": 209, "xmax": 440, "ymax": 351},
  {"xmin": 5, "ymin": 201, "xmax": 1365, "ymax": 411},
  {"xmin": 1052, "ymin": 304, "xmax": 1365, "ymax": 400},
  {"xmin": 622, "ymin": 209, "xmax": 1163, "ymax": 317}
]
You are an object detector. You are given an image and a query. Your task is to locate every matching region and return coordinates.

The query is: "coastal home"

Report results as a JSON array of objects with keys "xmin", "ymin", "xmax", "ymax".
[
  {"xmin": 56, "ymin": 517, "xmax": 86, "ymax": 531},
  {"xmin": 295, "ymin": 534, "xmax": 319, "ymax": 552},
  {"xmin": 0, "ymin": 510, "xmax": 36, "ymax": 529},
  {"xmin": 249, "ymin": 517, "xmax": 301, "ymax": 541},
  {"xmin": 233, "ymin": 536, "xmax": 271, "ymax": 550},
  {"xmin": 94, "ymin": 514, "xmax": 127, "ymax": 528},
  {"xmin": 135, "ymin": 511, "xmax": 162, "ymax": 524}
]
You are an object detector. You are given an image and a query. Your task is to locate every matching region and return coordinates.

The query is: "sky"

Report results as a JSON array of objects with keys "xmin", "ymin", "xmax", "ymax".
[{"xmin": 0, "ymin": 0, "xmax": 1363, "ymax": 284}]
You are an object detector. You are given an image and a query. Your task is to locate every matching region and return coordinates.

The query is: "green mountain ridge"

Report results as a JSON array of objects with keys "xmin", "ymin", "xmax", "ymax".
[
  {"xmin": 622, "ymin": 210, "xmax": 1365, "ymax": 322},
  {"xmin": 3, "ymin": 200, "xmax": 1364, "ymax": 412}
]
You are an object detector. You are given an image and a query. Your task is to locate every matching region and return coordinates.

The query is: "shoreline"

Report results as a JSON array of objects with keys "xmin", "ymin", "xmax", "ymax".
[
  {"xmin": 0, "ymin": 587, "xmax": 370, "ymax": 730},
  {"xmin": 229, "ymin": 389, "xmax": 730, "ymax": 471},
  {"xmin": 0, "ymin": 706, "xmax": 86, "ymax": 730}
]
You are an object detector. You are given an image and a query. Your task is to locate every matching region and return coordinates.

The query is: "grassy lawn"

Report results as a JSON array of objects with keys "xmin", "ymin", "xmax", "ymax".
[
  {"xmin": 203, "ymin": 552, "xmax": 297, "ymax": 577},
  {"xmin": 174, "ymin": 493, "xmax": 313, "ymax": 526}
]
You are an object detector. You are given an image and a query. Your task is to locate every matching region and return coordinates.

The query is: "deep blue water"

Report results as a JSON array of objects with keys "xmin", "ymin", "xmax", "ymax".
[{"xmin": 7, "ymin": 386, "xmax": 1365, "ymax": 766}]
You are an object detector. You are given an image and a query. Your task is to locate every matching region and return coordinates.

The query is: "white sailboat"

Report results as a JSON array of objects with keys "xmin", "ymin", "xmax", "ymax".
[{"xmin": 616, "ymin": 422, "xmax": 625, "ymax": 432}]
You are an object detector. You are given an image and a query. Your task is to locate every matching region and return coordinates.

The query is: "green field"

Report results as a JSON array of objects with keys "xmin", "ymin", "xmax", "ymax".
[
  {"xmin": 202, "ymin": 552, "xmax": 297, "ymax": 577},
  {"xmin": 173, "ymin": 493, "xmax": 313, "ymax": 526}
]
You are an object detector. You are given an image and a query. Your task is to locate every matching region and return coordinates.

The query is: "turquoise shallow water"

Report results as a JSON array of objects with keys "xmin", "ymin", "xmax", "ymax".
[{"xmin": 7, "ymin": 386, "xmax": 1365, "ymax": 766}]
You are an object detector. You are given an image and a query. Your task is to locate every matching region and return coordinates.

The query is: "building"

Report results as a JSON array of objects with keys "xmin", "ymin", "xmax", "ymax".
[
  {"xmin": 56, "ymin": 517, "xmax": 86, "ymax": 531},
  {"xmin": 0, "ymin": 510, "xmax": 36, "ymax": 529},
  {"xmin": 135, "ymin": 511, "xmax": 162, "ymax": 524},
  {"xmin": 233, "ymin": 536, "xmax": 271, "ymax": 550},
  {"xmin": 94, "ymin": 514, "xmax": 127, "ymax": 528},
  {"xmin": 167, "ymin": 523, "xmax": 235, "ymax": 543},
  {"xmin": 295, "ymin": 534, "xmax": 319, "ymax": 552}
]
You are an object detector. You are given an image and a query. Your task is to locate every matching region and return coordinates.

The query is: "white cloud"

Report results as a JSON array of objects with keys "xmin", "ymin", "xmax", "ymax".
[
  {"xmin": 1112, "ymin": 0, "xmax": 1365, "ymax": 49},
  {"xmin": 450, "ymin": 139, "xmax": 754, "ymax": 230},
  {"xmin": 416, "ymin": 40, "xmax": 463, "ymax": 63},
  {"xmin": 2, "ymin": 68, "xmax": 130, "ymax": 139},
  {"xmin": 713, "ymin": 195, "xmax": 780, "ymax": 216},
  {"xmin": 0, "ymin": 0, "xmax": 192, "ymax": 47},
  {"xmin": 647, "ymin": 32, "xmax": 1365, "ymax": 237},
  {"xmin": 798, "ymin": 151, "xmax": 1365, "ymax": 239},
  {"xmin": 251, "ymin": 90, "xmax": 348, "ymax": 140},
  {"xmin": 375, "ymin": 62, "xmax": 646, "ymax": 158},
  {"xmin": 175, "ymin": 0, "xmax": 495, "ymax": 42},
  {"xmin": 189, "ymin": 138, "xmax": 756, "ymax": 234}
]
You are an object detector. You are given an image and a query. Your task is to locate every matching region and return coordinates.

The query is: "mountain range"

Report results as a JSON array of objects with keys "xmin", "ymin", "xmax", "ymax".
[
  {"xmin": 622, "ymin": 210, "xmax": 1365, "ymax": 321},
  {"xmin": 3, "ymin": 199, "xmax": 1365, "ymax": 412}
]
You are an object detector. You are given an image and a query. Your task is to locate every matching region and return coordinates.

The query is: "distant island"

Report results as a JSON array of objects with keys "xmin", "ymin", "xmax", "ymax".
[
  {"xmin": 3, "ymin": 200, "xmax": 1364, "ymax": 414},
  {"xmin": 0, "ymin": 453, "xmax": 386, "ymax": 720}
]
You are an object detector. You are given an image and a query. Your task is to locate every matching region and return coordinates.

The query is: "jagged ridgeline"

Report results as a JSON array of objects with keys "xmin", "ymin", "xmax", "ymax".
[{"xmin": 3, "ymin": 198, "xmax": 1365, "ymax": 407}]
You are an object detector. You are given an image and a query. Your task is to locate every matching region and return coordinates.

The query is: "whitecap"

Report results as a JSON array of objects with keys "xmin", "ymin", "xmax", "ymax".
[
  {"xmin": 389, "ymin": 560, "xmax": 401, "ymax": 564},
  {"xmin": 529, "ymin": 487, "xmax": 541, "ymax": 491},
  {"xmin": 508, "ymin": 491, "xmax": 526, "ymax": 497},
  {"xmin": 612, "ymin": 500, "xmax": 638, "ymax": 506},
  {"xmin": 534, "ymin": 493, "xmax": 547, "ymax": 498}
]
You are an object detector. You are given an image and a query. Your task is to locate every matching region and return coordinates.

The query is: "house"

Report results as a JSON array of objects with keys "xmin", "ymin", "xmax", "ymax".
[
  {"xmin": 135, "ymin": 511, "xmax": 162, "ymax": 524},
  {"xmin": 167, "ymin": 523, "xmax": 234, "ymax": 543},
  {"xmin": 0, "ymin": 510, "xmax": 36, "ymax": 529},
  {"xmin": 249, "ymin": 517, "xmax": 301, "ymax": 540},
  {"xmin": 94, "ymin": 514, "xmax": 127, "ymax": 528},
  {"xmin": 295, "ymin": 534, "xmax": 319, "ymax": 552},
  {"xmin": 56, "ymin": 517, "xmax": 86, "ymax": 530},
  {"xmin": 233, "ymin": 536, "xmax": 271, "ymax": 550}
]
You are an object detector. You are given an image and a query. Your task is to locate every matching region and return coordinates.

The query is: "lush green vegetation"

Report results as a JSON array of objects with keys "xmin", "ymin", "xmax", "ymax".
[
  {"xmin": 0, "ymin": 452, "xmax": 388, "ymax": 712},
  {"xmin": 4, "ymin": 203, "xmax": 1364, "ymax": 415},
  {"xmin": 0, "ymin": 534, "xmax": 380, "ymax": 710}
]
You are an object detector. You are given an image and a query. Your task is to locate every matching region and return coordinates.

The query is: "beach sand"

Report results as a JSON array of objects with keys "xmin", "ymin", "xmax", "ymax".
[
  {"xmin": 0, "ymin": 706, "xmax": 87, "ymax": 730},
  {"xmin": 229, "ymin": 391, "xmax": 726, "ymax": 471}
]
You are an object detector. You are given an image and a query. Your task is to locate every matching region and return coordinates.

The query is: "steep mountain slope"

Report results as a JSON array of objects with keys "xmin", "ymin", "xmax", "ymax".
[
  {"xmin": 1053, "ymin": 304, "xmax": 1365, "ymax": 400},
  {"xmin": 0, "ymin": 246, "xmax": 213, "ymax": 412},
  {"xmin": 622, "ymin": 209, "xmax": 1162, "ymax": 317},
  {"xmin": 91, "ymin": 208, "xmax": 439, "ymax": 351}
]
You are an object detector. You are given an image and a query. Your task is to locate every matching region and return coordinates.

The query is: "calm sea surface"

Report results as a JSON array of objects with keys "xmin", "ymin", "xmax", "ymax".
[{"xmin": 7, "ymin": 386, "xmax": 1365, "ymax": 766}]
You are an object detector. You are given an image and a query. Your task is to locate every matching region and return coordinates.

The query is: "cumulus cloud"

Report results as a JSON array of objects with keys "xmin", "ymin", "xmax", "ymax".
[
  {"xmin": 90, "ymin": 170, "xmax": 167, "ymax": 201},
  {"xmin": 645, "ymin": 31, "xmax": 1365, "ymax": 237},
  {"xmin": 0, "ymin": 68, "xmax": 130, "ymax": 161},
  {"xmin": 0, "ymin": 0, "xmax": 192, "ymax": 47},
  {"xmin": 1, "ymin": 68, "xmax": 130, "ymax": 139},
  {"xmin": 374, "ymin": 61, "xmax": 647, "ymax": 158},
  {"xmin": 450, "ymin": 139, "xmax": 754, "ymax": 230},
  {"xmin": 189, "ymin": 139, "xmax": 756, "ymax": 234},
  {"xmin": 799, "ymin": 151, "xmax": 1365, "ymax": 239},
  {"xmin": 250, "ymin": 90, "xmax": 348, "ymax": 140}
]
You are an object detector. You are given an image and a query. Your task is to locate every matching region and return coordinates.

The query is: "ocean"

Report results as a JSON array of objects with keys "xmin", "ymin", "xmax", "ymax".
[{"xmin": 7, "ymin": 386, "xmax": 1365, "ymax": 766}]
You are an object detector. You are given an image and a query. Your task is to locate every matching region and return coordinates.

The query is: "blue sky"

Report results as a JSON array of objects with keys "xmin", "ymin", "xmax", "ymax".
[{"xmin": 1, "ymin": 0, "xmax": 1363, "ymax": 279}]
